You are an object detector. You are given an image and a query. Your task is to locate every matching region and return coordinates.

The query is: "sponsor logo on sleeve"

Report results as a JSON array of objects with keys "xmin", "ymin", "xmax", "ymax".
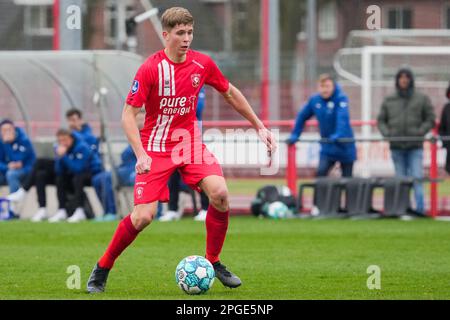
[{"xmin": 131, "ymin": 80, "xmax": 139, "ymax": 95}]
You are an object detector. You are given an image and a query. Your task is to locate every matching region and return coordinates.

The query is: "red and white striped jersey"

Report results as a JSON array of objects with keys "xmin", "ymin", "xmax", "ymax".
[{"xmin": 126, "ymin": 49, "xmax": 229, "ymax": 153}]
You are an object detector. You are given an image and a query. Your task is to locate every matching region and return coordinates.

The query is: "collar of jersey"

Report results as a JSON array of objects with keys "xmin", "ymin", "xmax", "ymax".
[{"xmin": 162, "ymin": 49, "xmax": 191, "ymax": 66}]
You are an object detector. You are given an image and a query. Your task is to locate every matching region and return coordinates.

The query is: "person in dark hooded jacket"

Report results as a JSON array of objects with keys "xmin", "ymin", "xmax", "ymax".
[
  {"xmin": 287, "ymin": 73, "xmax": 357, "ymax": 177},
  {"xmin": 0, "ymin": 119, "xmax": 36, "ymax": 193},
  {"xmin": 438, "ymin": 82, "xmax": 450, "ymax": 174},
  {"xmin": 377, "ymin": 67, "xmax": 436, "ymax": 215}
]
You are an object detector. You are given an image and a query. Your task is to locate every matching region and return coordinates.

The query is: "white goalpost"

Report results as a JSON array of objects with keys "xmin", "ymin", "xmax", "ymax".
[{"xmin": 334, "ymin": 44, "xmax": 450, "ymax": 176}]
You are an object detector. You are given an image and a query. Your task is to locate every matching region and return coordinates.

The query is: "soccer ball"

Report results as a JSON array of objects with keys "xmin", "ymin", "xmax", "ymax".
[
  {"xmin": 175, "ymin": 255, "xmax": 215, "ymax": 295},
  {"xmin": 266, "ymin": 201, "xmax": 290, "ymax": 219}
]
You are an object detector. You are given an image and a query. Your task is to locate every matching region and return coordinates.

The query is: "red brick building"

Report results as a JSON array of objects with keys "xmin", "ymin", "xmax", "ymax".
[
  {"xmin": 1, "ymin": 0, "xmax": 449, "ymax": 122},
  {"xmin": 297, "ymin": 0, "xmax": 450, "ymax": 72}
]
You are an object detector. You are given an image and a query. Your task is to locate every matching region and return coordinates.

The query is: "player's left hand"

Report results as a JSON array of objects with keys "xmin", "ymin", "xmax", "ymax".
[{"xmin": 258, "ymin": 128, "xmax": 277, "ymax": 157}]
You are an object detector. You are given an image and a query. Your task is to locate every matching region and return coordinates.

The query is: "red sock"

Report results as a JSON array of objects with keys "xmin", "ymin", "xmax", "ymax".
[
  {"xmin": 98, "ymin": 214, "xmax": 140, "ymax": 269},
  {"xmin": 205, "ymin": 205, "xmax": 229, "ymax": 264}
]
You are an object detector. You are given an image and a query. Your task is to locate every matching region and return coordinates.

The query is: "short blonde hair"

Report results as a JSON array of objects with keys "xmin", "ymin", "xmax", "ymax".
[{"xmin": 161, "ymin": 7, "xmax": 194, "ymax": 31}]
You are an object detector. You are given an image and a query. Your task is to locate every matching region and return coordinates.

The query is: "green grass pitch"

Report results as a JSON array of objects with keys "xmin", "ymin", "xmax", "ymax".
[{"xmin": 1, "ymin": 217, "xmax": 449, "ymax": 300}]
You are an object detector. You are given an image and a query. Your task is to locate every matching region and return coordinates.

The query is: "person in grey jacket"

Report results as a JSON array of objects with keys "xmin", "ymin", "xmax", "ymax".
[{"xmin": 377, "ymin": 68, "xmax": 436, "ymax": 215}]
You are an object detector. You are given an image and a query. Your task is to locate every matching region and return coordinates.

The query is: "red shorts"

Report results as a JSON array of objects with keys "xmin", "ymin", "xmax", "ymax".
[{"xmin": 133, "ymin": 144, "xmax": 223, "ymax": 205}]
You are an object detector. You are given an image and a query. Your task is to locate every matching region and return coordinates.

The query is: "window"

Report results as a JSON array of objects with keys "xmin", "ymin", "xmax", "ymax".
[
  {"xmin": 387, "ymin": 7, "xmax": 412, "ymax": 29},
  {"xmin": 296, "ymin": 18, "xmax": 307, "ymax": 41},
  {"xmin": 104, "ymin": 0, "xmax": 136, "ymax": 46},
  {"xmin": 318, "ymin": 0, "xmax": 337, "ymax": 40},
  {"xmin": 24, "ymin": 5, "xmax": 53, "ymax": 36},
  {"xmin": 445, "ymin": 5, "xmax": 450, "ymax": 29}
]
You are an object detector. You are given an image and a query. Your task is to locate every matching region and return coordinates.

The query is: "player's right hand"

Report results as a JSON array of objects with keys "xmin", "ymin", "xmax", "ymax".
[
  {"xmin": 135, "ymin": 153, "xmax": 152, "ymax": 174},
  {"xmin": 258, "ymin": 128, "xmax": 278, "ymax": 157}
]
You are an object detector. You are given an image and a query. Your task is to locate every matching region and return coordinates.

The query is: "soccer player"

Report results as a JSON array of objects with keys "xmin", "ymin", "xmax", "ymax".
[
  {"xmin": 86, "ymin": 7, "xmax": 276, "ymax": 293},
  {"xmin": 159, "ymin": 86, "xmax": 210, "ymax": 222}
]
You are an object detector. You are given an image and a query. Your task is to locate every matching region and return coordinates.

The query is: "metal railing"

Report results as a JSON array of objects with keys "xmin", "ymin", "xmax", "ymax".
[
  {"xmin": 201, "ymin": 119, "xmax": 445, "ymax": 218},
  {"xmin": 11, "ymin": 119, "xmax": 448, "ymax": 217}
]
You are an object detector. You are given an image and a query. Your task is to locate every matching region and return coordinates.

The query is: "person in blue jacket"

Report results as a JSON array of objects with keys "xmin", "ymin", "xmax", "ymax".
[
  {"xmin": 50, "ymin": 129, "xmax": 103, "ymax": 223},
  {"xmin": 196, "ymin": 87, "xmax": 206, "ymax": 131},
  {"xmin": 65, "ymin": 108, "xmax": 100, "ymax": 155},
  {"xmin": 66, "ymin": 108, "xmax": 120, "ymax": 221},
  {"xmin": 116, "ymin": 145, "xmax": 136, "ymax": 186},
  {"xmin": 0, "ymin": 119, "xmax": 36, "ymax": 193},
  {"xmin": 93, "ymin": 110, "xmax": 156, "ymax": 222},
  {"xmin": 6, "ymin": 109, "xmax": 106, "ymax": 222},
  {"xmin": 287, "ymin": 74, "xmax": 357, "ymax": 177}
]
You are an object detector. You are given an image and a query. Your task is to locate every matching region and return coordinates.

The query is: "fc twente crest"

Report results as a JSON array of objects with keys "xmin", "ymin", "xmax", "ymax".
[{"xmin": 191, "ymin": 74, "xmax": 201, "ymax": 87}]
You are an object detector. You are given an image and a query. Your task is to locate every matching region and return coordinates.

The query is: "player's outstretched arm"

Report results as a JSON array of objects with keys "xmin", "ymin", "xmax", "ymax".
[
  {"xmin": 222, "ymin": 83, "xmax": 277, "ymax": 155},
  {"xmin": 122, "ymin": 104, "xmax": 151, "ymax": 174}
]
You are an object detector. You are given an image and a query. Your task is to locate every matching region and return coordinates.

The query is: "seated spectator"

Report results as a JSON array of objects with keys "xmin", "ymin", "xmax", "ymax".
[
  {"xmin": 65, "ymin": 108, "xmax": 100, "ymax": 154},
  {"xmin": 0, "ymin": 119, "xmax": 36, "ymax": 193},
  {"xmin": 51, "ymin": 129, "xmax": 102, "ymax": 223},
  {"xmin": 66, "ymin": 108, "xmax": 118, "ymax": 221},
  {"xmin": 7, "ymin": 158, "xmax": 56, "ymax": 222},
  {"xmin": 91, "ymin": 129, "xmax": 136, "ymax": 221},
  {"xmin": 116, "ymin": 144, "xmax": 136, "ymax": 186},
  {"xmin": 92, "ymin": 110, "xmax": 139, "ymax": 222},
  {"xmin": 104, "ymin": 110, "xmax": 162, "ymax": 220},
  {"xmin": 8, "ymin": 109, "xmax": 103, "ymax": 221},
  {"xmin": 91, "ymin": 171, "xmax": 117, "ymax": 221},
  {"xmin": 7, "ymin": 110, "xmax": 113, "ymax": 222},
  {"xmin": 116, "ymin": 109, "xmax": 145, "ymax": 186}
]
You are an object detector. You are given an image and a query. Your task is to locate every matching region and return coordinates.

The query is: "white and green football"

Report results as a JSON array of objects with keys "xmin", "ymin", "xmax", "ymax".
[{"xmin": 175, "ymin": 255, "xmax": 215, "ymax": 295}]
